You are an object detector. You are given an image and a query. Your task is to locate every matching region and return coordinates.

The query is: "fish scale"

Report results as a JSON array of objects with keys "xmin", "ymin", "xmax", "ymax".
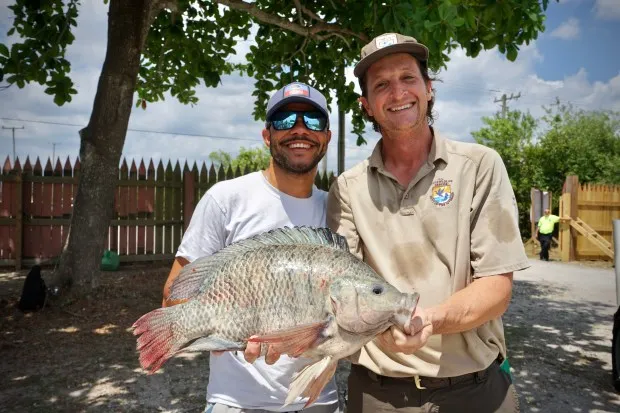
[{"xmin": 133, "ymin": 226, "xmax": 419, "ymax": 408}]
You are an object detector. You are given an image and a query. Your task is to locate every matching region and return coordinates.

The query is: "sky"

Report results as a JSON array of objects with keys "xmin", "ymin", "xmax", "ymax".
[{"xmin": 1, "ymin": 0, "xmax": 619, "ymax": 174}]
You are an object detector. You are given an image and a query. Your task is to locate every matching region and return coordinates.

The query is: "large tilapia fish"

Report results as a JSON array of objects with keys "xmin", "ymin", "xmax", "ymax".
[{"xmin": 133, "ymin": 226, "xmax": 419, "ymax": 407}]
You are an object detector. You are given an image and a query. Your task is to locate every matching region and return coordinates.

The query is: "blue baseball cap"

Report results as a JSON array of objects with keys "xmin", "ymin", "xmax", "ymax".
[{"xmin": 266, "ymin": 82, "xmax": 329, "ymax": 121}]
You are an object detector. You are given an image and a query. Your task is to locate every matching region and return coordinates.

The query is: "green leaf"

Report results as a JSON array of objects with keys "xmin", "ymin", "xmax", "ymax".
[
  {"xmin": 506, "ymin": 45, "xmax": 518, "ymax": 61},
  {"xmin": 453, "ymin": 17, "xmax": 465, "ymax": 27},
  {"xmin": 0, "ymin": 44, "xmax": 8, "ymax": 57}
]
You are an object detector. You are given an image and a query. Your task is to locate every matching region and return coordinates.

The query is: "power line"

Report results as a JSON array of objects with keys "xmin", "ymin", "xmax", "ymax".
[
  {"xmin": 1, "ymin": 116, "xmax": 371, "ymax": 151},
  {"xmin": 0, "ymin": 117, "xmax": 261, "ymax": 143}
]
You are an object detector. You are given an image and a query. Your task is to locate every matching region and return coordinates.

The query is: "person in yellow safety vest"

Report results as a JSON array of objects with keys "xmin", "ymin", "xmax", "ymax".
[{"xmin": 536, "ymin": 209, "xmax": 560, "ymax": 261}]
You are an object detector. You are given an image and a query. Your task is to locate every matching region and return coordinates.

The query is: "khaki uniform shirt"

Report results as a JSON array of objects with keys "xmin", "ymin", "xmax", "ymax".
[{"xmin": 327, "ymin": 131, "xmax": 530, "ymax": 378}]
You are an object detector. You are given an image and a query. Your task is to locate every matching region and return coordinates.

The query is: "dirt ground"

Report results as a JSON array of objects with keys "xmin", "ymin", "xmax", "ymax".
[
  {"xmin": 0, "ymin": 264, "xmax": 349, "ymax": 413},
  {"xmin": 0, "ymin": 253, "xmax": 619, "ymax": 413}
]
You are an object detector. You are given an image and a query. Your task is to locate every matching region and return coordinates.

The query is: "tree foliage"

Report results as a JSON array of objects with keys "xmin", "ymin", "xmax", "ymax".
[
  {"xmin": 534, "ymin": 101, "xmax": 620, "ymax": 193},
  {"xmin": 0, "ymin": 0, "xmax": 554, "ymax": 296},
  {"xmin": 472, "ymin": 110, "xmax": 538, "ymax": 237},
  {"xmin": 472, "ymin": 104, "xmax": 620, "ymax": 238},
  {"xmin": 209, "ymin": 146, "xmax": 270, "ymax": 171},
  {"xmin": 1, "ymin": 0, "xmax": 553, "ymax": 144}
]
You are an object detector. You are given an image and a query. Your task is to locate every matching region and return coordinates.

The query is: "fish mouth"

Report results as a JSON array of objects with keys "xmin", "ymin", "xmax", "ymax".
[{"xmin": 391, "ymin": 292, "xmax": 420, "ymax": 334}]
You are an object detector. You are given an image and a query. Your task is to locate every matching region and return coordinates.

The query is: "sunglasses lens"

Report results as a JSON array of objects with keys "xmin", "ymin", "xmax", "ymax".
[
  {"xmin": 271, "ymin": 112, "xmax": 297, "ymax": 130},
  {"xmin": 270, "ymin": 111, "xmax": 327, "ymax": 131},
  {"xmin": 303, "ymin": 112, "xmax": 327, "ymax": 131}
]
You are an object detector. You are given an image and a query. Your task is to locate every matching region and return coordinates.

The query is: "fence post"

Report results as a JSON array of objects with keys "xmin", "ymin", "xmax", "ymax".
[
  {"xmin": 15, "ymin": 172, "xmax": 23, "ymax": 270},
  {"xmin": 565, "ymin": 175, "xmax": 579, "ymax": 261},
  {"xmin": 613, "ymin": 220, "xmax": 620, "ymax": 306},
  {"xmin": 559, "ymin": 193, "xmax": 571, "ymax": 262},
  {"xmin": 183, "ymin": 170, "xmax": 195, "ymax": 232}
]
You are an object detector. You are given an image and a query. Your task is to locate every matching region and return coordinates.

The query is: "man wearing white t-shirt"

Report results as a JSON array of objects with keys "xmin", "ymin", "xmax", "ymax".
[{"xmin": 162, "ymin": 82, "xmax": 340, "ymax": 413}]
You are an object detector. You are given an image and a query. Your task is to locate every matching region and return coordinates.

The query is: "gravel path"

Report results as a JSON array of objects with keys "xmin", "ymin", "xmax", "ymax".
[{"xmin": 505, "ymin": 259, "xmax": 620, "ymax": 413}]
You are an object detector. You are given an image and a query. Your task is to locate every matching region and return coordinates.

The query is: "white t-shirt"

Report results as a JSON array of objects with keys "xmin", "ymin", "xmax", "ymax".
[{"xmin": 176, "ymin": 171, "xmax": 339, "ymax": 411}]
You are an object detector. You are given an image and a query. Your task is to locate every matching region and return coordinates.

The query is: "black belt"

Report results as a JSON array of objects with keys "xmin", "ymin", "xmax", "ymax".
[{"xmin": 357, "ymin": 359, "xmax": 497, "ymax": 390}]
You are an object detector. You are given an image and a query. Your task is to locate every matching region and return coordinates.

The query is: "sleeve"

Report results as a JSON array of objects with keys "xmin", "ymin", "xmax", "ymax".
[
  {"xmin": 327, "ymin": 176, "xmax": 364, "ymax": 260},
  {"xmin": 551, "ymin": 215, "xmax": 560, "ymax": 224},
  {"xmin": 470, "ymin": 149, "xmax": 530, "ymax": 277},
  {"xmin": 176, "ymin": 192, "xmax": 227, "ymax": 263}
]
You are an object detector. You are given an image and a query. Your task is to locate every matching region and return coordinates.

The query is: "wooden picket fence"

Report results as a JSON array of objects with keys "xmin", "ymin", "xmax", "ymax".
[
  {"xmin": 559, "ymin": 175, "xmax": 620, "ymax": 261},
  {"xmin": 0, "ymin": 156, "xmax": 335, "ymax": 269}
]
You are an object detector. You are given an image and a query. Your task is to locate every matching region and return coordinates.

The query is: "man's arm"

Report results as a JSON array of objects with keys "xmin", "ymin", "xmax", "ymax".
[
  {"xmin": 428, "ymin": 273, "xmax": 513, "ymax": 334},
  {"xmin": 162, "ymin": 257, "xmax": 190, "ymax": 307},
  {"xmin": 377, "ymin": 273, "xmax": 512, "ymax": 354}
]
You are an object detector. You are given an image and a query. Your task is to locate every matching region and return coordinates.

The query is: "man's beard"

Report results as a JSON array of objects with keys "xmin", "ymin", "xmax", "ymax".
[{"xmin": 269, "ymin": 135, "xmax": 326, "ymax": 175}]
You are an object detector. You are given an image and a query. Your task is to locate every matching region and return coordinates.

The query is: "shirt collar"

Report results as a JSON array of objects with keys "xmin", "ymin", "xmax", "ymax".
[{"xmin": 368, "ymin": 128, "xmax": 448, "ymax": 171}]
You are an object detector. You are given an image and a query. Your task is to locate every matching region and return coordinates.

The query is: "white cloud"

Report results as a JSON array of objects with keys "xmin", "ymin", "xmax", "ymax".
[
  {"xmin": 427, "ymin": 43, "xmax": 620, "ymax": 145},
  {"xmin": 550, "ymin": 18, "xmax": 581, "ymax": 40},
  {"xmin": 594, "ymin": 0, "xmax": 620, "ymax": 20}
]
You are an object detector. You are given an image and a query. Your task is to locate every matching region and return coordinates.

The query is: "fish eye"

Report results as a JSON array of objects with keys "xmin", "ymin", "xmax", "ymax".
[{"xmin": 372, "ymin": 285, "xmax": 384, "ymax": 295}]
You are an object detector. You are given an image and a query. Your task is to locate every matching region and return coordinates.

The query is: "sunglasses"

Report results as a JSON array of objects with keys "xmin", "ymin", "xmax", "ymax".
[{"xmin": 269, "ymin": 111, "xmax": 328, "ymax": 132}]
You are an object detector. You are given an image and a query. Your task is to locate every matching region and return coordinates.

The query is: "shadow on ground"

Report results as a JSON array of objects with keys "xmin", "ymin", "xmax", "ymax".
[
  {"xmin": 0, "ymin": 266, "xmax": 348, "ymax": 413},
  {"xmin": 505, "ymin": 279, "xmax": 619, "ymax": 412},
  {"xmin": 0, "ymin": 266, "xmax": 212, "ymax": 412}
]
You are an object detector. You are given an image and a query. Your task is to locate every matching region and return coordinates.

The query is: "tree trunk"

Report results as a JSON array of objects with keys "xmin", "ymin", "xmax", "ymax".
[{"xmin": 52, "ymin": 0, "xmax": 165, "ymax": 297}]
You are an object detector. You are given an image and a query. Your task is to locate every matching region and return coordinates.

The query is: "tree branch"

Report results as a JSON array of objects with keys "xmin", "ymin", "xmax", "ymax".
[
  {"xmin": 214, "ymin": 0, "xmax": 368, "ymax": 42},
  {"xmin": 293, "ymin": 0, "xmax": 305, "ymax": 26},
  {"xmin": 300, "ymin": 4, "xmax": 323, "ymax": 23}
]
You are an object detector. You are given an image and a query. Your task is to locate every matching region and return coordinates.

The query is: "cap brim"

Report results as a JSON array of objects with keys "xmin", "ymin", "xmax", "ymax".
[
  {"xmin": 266, "ymin": 97, "xmax": 329, "ymax": 121},
  {"xmin": 353, "ymin": 43, "xmax": 429, "ymax": 78}
]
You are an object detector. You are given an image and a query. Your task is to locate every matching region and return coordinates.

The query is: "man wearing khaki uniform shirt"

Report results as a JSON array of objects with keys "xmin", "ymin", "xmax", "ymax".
[{"xmin": 327, "ymin": 33, "xmax": 530, "ymax": 412}]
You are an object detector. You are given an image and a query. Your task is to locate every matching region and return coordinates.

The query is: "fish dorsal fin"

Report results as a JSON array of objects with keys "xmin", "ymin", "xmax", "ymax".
[
  {"xmin": 244, "ymin": 226, "xmax": 349, "ymax": 251},
  {"xmin": 168, "ymin": 227, "xmax": 347, "ymax": 301}
]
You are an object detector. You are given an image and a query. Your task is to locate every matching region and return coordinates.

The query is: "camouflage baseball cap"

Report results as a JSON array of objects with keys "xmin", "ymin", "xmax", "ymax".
[{"xmin": 354, "ymin": 33, "xmax": 429, "ymax": 78}]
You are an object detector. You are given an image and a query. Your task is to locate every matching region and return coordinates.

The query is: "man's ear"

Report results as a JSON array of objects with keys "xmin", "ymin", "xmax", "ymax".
[
  {"xmin": 262, "ymin": 128, "xmax": 271, "ymax": 147},
  {"xmin": 326, "ymin": 129, "xmax": 332, "ymax": 145},
  {"xmin": 359, "ymin": 96, "xmax": 373, "ymax": 117}
]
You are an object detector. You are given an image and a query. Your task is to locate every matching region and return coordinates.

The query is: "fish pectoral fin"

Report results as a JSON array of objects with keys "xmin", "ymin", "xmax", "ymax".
[
  {"xmin": 248, "ymin": 320, "xmax": 330, "ymax": 357},
  {"xmin": 185, "ymin": 336, "xmax": 245, "ymax": 352},
  {"xmin": 285, "ymin": 356, "xmax": 337, "ymax": 407}
]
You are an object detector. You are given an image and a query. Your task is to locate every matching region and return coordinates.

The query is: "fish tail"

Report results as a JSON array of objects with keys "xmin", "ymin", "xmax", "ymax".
[{"xmin": 132, "ymin": 307, "xmax": 186, "ymax": 374}]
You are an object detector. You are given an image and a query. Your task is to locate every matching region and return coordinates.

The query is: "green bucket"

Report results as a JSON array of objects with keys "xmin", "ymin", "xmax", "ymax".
[{"xmin": 101, "ymin": 250, "xmax": 120, "ymax": 271}]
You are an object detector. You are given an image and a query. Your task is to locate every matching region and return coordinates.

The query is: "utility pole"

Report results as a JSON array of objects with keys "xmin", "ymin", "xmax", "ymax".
[
  {"xmin": 2, "ymin": 125, "xmax": 24, "ymax": 164},
  {"xmin": 320, "ymin": 144, "xmax": 327, "ymax": 177},
  {"xmin": 337, "ymin": 105, "xmax": 345, "ymax": 176},
  {"xmin": 494, "ymin": 92, "xmax": 521, "ymax": 117},
  {"xmin": 52, "ymin": 142, "xmax": 59, "ymax": 164},
  {"xmin": 337, "ymin": 66, "xmax": 346, "ymax": 176}
]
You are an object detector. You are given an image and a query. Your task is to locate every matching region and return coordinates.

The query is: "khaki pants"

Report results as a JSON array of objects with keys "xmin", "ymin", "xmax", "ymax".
[
  {"xmin": 205, "ymin": 402, "xmax": 340, "ymax": 413},
  {"xmin": 347, "ymin": 360, "xmax": 519, "ymax": 413}
]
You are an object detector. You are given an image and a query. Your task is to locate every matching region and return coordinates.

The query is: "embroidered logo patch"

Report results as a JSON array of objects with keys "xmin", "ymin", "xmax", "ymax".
[
  {"xmin": 430, "ymin": 179, "xmax": 454, "ymax": 206},
  {"xmin": 283, "ymin": 83, "xmax": 309, "ymax": 97},
  {"xmin": 376, "ymin": 34, "xmax": 398, "ymax": 49}
]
